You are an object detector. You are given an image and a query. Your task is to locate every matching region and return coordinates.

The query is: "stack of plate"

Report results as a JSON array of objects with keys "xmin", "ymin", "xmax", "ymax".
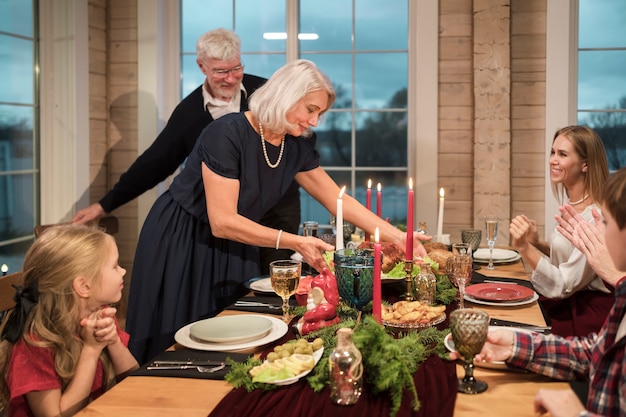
[
  {"xmin": 473, "ymin": 248, "xmax": 521, "ymax": 265},
  {"xmin": 464, "ymin": 282, "xmax": 538, "ymax": 306},
  {"xmin": 174, "ymin": 314, "xmax": 288, "ymax": 352}
]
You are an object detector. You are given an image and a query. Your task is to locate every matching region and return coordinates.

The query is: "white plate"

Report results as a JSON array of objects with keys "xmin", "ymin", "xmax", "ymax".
[
  {"xmin": 445, "ymin": 326, "xmax": 534, "ymax": 370},
  {"xmin": 473, "ymin": 249, "xmax": 521, "ymax": 264},
  {"xmin": 175, "ymin": 315, "xmax": 288, "ymax": 352},
  {"xmin": 249, "ymin": 278, "xmax": 275, "ymax": 294},
  {"xmin": 464, "ymin": 291, "xmax": 538, "ymax": 307},
  {"xmin": 267, "ymin": 347, "xmax": 325, "ymax": 386},
  {"xmin": 189, "ymin": 315, "xmax": 273, "ymax": 344}
]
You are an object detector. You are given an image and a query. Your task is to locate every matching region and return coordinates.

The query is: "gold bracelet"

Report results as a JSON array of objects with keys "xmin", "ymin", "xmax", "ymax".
[{"xmin": 275, "ymin": 229, "xmax": 283, "ymax": 250}]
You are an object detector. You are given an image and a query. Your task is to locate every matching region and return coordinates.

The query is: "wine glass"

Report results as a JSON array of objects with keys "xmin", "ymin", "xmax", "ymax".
[
  {"xmin": 449, "ymin": 308, "xmax": 489, "ymax": 394},
  {"xmin": 446, "ymin": 255, "xmax": 472, "ymax": 309},
  {"xmin": 269, "ymin": 260, "xmax": 302, "ymax": 323},
  {"xmin": 484, "ymin": 216, "xmax": 499, "ymax": 270}
]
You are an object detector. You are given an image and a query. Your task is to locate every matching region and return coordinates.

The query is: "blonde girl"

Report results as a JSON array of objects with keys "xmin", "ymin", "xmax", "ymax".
[{"xmin": 0, "ymin": 225, "xmax": 138, "ymax": 416}]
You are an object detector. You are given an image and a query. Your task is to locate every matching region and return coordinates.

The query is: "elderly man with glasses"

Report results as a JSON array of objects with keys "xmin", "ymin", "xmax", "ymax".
[{"xmin": 73, "ymin": 28, "xmax": 302, "ymax": 274}]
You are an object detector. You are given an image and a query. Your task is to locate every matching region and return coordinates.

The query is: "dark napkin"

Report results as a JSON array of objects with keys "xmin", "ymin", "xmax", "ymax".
[
  {"xmin": 225, "ymin": 295, "xmax": 298, "ymax": 315},
  {"xmin": 569, "ymin": 379, "xmax": 589, "ymax": 404},
  {"xmin": 130, "ymin": 349, "xmax": 249, "ymax": 380},
  {"xmin": 471, "ymin": 270, "xmax": 534, "ymax": 289}
]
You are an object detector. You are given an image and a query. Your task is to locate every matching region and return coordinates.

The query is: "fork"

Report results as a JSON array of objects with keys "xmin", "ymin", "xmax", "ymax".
[
  {"xmin": 146, "ymin": 364, "xmax": 226, "ymax": 373},
  {"xmin": 233, "ymin": 301, "xmax": 281, "ymax": 310}
]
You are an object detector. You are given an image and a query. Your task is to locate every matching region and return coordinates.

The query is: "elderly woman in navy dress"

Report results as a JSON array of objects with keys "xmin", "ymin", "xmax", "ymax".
[{"xmin": 126, "ymin": 59, "xmax": 429, "ymax": 364}]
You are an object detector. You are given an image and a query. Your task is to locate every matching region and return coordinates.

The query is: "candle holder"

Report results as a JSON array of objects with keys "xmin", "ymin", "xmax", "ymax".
[{"xmin": 403, "ymin": 259, "xmax": 414, "ymax": 301}]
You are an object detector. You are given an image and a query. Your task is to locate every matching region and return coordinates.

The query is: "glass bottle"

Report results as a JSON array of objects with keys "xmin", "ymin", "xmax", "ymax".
[
  {"xmin": 417, "ymin": 221, "xmax": 428, "ymax": 235},
  {"xmin": 329, "ymin": 328, "xmax": 363, "ymax": 405},
  {"xmin": 413, "ymin": 263, "xmax": 436, "ymax": 304}
]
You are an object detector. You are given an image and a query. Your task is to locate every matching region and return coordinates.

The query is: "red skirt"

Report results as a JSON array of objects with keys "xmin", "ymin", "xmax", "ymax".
[{"xmin": 540, "ymin": 289, "xmax": 615, "ymax": 337}]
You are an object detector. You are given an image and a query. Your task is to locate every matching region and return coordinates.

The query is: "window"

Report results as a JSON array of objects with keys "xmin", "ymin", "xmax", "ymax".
[
  {"xmin": 180, "ymin": 0, "xmax": 409, "ymax": 227},
  {"xmin": 577, "ymin": 0, "xmax": 626, "ymax": 170},
  {"xmin": 0, "ymin": 0, "xmax": 38, "ymax": 273}
]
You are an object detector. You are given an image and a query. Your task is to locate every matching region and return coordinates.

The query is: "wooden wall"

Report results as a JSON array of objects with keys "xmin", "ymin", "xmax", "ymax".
[{"xmin": 86, "ymin": 0, "xmax": 549, "ymax": 319}]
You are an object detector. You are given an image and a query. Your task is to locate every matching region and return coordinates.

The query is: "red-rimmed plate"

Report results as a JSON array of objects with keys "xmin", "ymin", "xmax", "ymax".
[{"xmin": 465, "ymin": 283, "xmax": 535, "ymax": 302}]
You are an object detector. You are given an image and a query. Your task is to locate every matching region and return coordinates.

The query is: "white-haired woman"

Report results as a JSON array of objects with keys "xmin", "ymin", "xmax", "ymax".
[{"xmin": 126, "ymin": 59, "xmax": 429, "ymax": 364}]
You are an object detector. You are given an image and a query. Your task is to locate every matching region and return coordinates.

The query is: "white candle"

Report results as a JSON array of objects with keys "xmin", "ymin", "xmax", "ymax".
[
  {"xmin": 437, "ymin": 187, "xmax": 445, "ymax": 241},
  {"xmin": 336, "ymin": 186, "xmax": 346, "ymax": 250}
]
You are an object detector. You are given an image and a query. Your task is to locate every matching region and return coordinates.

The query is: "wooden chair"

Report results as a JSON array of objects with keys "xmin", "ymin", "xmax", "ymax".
[
  {"xmin": 0, "ymin": 271, "xmax": 24, "ymax": 327},
  {"xmin": 34, "ymin": 215, "xmax": 119, "ymax": 238}
]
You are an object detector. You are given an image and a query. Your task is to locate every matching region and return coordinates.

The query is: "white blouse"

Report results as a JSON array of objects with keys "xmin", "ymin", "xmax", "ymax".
[{"xmin": 531, "ymin": 204, "xmax": 611, "ymax": 299}]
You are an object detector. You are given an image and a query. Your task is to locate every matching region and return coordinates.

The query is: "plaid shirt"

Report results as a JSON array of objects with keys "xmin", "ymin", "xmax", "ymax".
[{"xmin": 508, "ymin": 277, "xmax": 626, "ymax": 416}]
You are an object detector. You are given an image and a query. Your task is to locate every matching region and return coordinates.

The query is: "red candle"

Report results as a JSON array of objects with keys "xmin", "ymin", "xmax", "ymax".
[
  {"xmin": 365, "ymin": 179, "xmax": 372, "ymax": 241},
  {"xmin": 376, "ymin": 183, "xmax": 382, "ymax": 218},
  {"xmin": 406, "ymin": 178, "xmax": 414, "ymax": 260},
  {"xmin": 373, "ymin": 227, "xmax": 382, "ymax": 324}
]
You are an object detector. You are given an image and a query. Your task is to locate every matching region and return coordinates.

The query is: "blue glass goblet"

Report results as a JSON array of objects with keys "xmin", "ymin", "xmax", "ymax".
[{"xmin": 334, "ymin": 249, "xmax": 374, "ymax": 311}]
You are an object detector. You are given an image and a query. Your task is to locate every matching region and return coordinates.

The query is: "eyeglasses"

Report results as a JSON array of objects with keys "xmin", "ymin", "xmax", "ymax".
[{"xmin": 210, "ymin": 64, "xmax": 245, "ymax": 78}]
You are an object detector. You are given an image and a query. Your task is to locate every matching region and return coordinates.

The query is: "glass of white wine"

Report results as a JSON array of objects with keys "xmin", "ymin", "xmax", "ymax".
[
  {"xmin": 269, "ymin": 259, "xmax": 302, "ymax": 323},
  {"xmin": 484, "ymin": 216, "xmax": 499, "ymax": 270}
]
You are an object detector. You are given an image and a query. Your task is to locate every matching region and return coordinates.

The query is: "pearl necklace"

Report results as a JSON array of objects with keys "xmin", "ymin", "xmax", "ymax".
[
  {"xmin": 259, "ymin": 122, "xmax": 284, "ymax": 169},
  {"xmin": 569, "ymin": 194, "xmax": 589, "ymax": 205}
]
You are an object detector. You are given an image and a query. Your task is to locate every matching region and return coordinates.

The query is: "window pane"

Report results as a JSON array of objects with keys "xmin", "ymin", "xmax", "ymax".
[
  {"xmin": 300, "ymin": 170, "xmax": 351, "ymax": 225},
  {"xmin": 236, "ymin": 0, "xmax": 286, "ymax": 52},
  {"xmin": 579, "ymin": 0, "xmax": 626, "ymax": 48},
  {"xmin": 299, "ymin": 0, "xmax": 352, "ymax": 51},
  {"xmin": 0, "ymin": 35, "xmax": 34, "ymax": 104},
  {"xmin": 355, "ymin": 0, "xmax": 408, "ymax": 50},
  {"xmin": 0, "ymin": 105, "xmax": 34, "ymax": 171},
  {"xmin": 355, "ymin": 171, "xmax": 408, "ymax": 225},
  {"xmin": 316, "ymin": 125, "xmax": 351, "ymax": 167},
  {"xmin": 0, "ymin": 172, "xmax": 35, "ymax": 237},
  {"xmin": 578, "ymin": 111, "xmax": 626, "ymax": 171},
  {"xmin": 0, "ymin": 0, "xmax": 33, "ymax": 38},
  {"xmin": 578, "ymin": 50, "xmax": 626, "ymax": 110},
  {"xmin": 356, "ymin": 53, "xmax": 407, "ymax": 109},
  {"xmin": 356, "ymin": 111, "xmax": 407, "ymax": 166},
  {"xmin": 181, "ymin": 0, "xmax": 233, "ymax": 50}
]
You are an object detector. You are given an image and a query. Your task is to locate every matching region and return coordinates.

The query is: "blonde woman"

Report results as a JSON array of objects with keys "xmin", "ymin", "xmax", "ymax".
[
  {"xmin": 510, "ymin": 126, "xmax": 614, "ymax": 337},
  {"xmin": 0, "ymin": 225, "xmax": 138, "ymax": 417}
]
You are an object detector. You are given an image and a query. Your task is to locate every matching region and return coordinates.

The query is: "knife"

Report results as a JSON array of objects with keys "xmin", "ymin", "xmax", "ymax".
[
  {"xmin": 489, "ymin": 318, "xmax": 551, "ymax": 333},
  {"xmin": 150, "ymin": 360, "xmax": 228, "ymax": 366}
]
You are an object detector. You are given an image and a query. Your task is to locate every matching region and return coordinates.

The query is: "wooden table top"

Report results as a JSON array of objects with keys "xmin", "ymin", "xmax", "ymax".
[{"xmin": 74, "ymin": 260, "xmax": 570, "ymax": 417}]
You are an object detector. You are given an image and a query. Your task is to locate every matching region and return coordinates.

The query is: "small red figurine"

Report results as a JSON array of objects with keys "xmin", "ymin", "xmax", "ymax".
[{"xmin": 295, "ymin": 268, "xmax": 341, "ymax": 335}]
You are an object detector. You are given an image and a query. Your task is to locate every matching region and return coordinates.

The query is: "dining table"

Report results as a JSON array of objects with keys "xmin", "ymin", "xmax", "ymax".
[{"xmin": 74, "ymin": 256, "xmax": 573, "ymax": 417}]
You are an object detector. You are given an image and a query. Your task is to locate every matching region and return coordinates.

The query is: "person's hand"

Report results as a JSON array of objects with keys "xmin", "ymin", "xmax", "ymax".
[
  {"xmin": 509, "ymin": 215, "xmax": 536, "ymax": 252},
  {"xmin": 412, "ymin": 233, "xmax": 431, "ymax": 258},
  {"xmin": 556, "ymin": 204, "xmax": 624, "ymax": 286},
  {"xmin": 297, "ymin": 237, "xmax": 335, "ymax": 273},
  {"xmin": 449, "ymin": 328, "xmax": 515, "ymax": 363},
  {"xmin": 533, "ymin": 388, "xmax": 585, "ymax": 417},
  {"xmin": 80, "ymin": 306, "xmax": 119, "ymax": 348},
  {"xmin": 72, "ymin": 203, "xmax": 106, "ymax": 225}
]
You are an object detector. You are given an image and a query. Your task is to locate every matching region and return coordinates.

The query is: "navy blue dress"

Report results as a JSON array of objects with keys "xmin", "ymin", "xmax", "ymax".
[{"xmin": 126, "ymin": 113, "xmax": 319, "ymax": 364}]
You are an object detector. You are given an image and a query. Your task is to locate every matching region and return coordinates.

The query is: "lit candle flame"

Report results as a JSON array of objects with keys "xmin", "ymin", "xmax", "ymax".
[
  {"xmin": 377, "ymin": 183, "xmax": 382, "ymax": 192},
  {"xmin": 409, "ymin": 178, "xmax": 413, "ymax": 189},
  {"xmin": 375, "ymin": 227, "xmax": 380, "ymax": 243},
  {"xmin": 338, "ymin": 185, "xmax": 346, "ymax": 198},
  {"xmin": 439, "ymin": 187, "xmax": 445, "ymax": 198},
  {"xmin": 1, "ymin": 264, "xmax": 7, "ymax": 274},
  {"xmin": 367, "ymin": 179, "xmax": 372, "ymax": 189}
]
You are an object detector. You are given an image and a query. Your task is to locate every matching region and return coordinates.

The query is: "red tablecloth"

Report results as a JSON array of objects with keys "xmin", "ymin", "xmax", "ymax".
[{"xmin": 207, "ymin": 353, "xmax": 457, "ymax": 417}]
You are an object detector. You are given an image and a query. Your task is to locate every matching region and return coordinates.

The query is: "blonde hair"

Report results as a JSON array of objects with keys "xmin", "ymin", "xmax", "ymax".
[
  {"xmin": 550, "ymin": 125, "xmax": 609, "ymax": 204},
  {"xmin": 0, "ymin": 225, "xmax": 117, "ymax": 409},
  {"xmin": 248, "ymin": 59, "xmax": 336, "ymax": 136},
  {"xmin": 196, "ymin": 28, "xmax": 241, "ymax": 62}
]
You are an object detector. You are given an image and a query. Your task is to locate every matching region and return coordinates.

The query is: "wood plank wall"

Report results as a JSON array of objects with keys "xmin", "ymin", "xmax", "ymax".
[{"xmin": 86, "ymin": 0, "xmax": 548, "ymax": 319}]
